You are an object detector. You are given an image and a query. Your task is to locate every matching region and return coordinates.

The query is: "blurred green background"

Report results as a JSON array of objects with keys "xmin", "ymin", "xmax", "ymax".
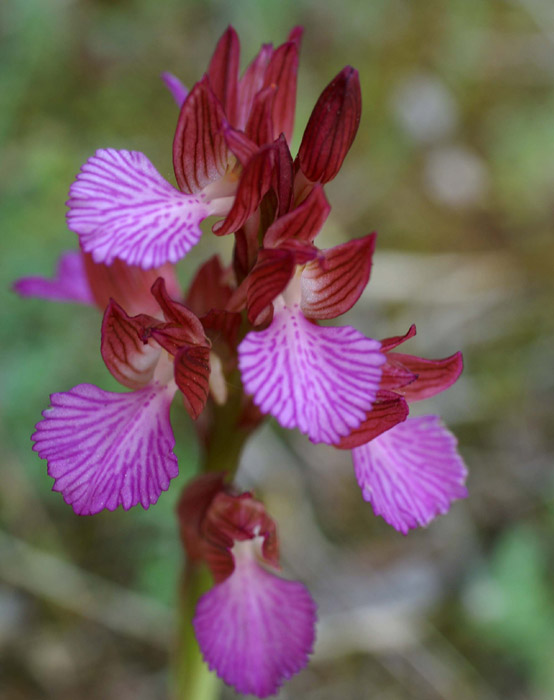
[{"xmin": 1, "ymin": 0, "xmax": 553, "ymax": 698}]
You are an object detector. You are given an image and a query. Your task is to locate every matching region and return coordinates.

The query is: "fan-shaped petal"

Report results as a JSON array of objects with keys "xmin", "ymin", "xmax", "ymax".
[
  {"xmin": 352, "ymin": 416, "xmax": 468, "ymax": 533},
  {"xmin": 32, "ymin": 382, "xmax": 178, "ymax": 515},
  {"xmin": 67, "ymin": 149, "xmax": 210, "ymax": 269},
  {"xmin": 238, "ymin": 304, "xmax": 385, "ymax": 444},
  {"xmin": 194, "ymin": 546, "xmax": 316, "ymax": 698}
]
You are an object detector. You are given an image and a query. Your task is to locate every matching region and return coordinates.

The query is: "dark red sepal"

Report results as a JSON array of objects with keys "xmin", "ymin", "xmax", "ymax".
[
  {"xmin": 298, "ymin": 66, "xmax": 362, "ymax": 183},
  {"xmin": 223, "ymin": 123, "xmax": 260, "ymax": 166},
  {"xmin": 272, "ymin": 134, "xmax": 294, "ymax": 217},
  {"xmin": 237, "ymin": 43, "xmax": 273, "ymax": 129},
  {"xmin": 264, "ymin": 184, "xmax": 330, "ymax": 247},
  {"xmin": 246, "ymin": 248, "xmax": 295, "ymax": 325},
  {"xmin": 335, "ymin": 390, "xmax": 409, "ymax": 450},
  {"xmin": 173, "ymin": 77, "xmax": 230, "ymax": 193},
  {"xmin": 263, "ymin": 40, "xmax": 300, "ymax": 143},
  {"xmin": 202, "ymin": 491, "xmax": 280, "ymax": 583},
  {"xmin": 300, "ymin": 232, "xmax": 376, "ymax": 320},
  {"xmin": 185, "ymin": 255, "xmax": 234, "ymax": 317},
  {"xmin": 177, "ymin": 473, "xmax": 226, "ymax": 561},
  {"xmin": 380, "ymin": 324, "xmax": 417, "ymax": 352},
  {"xmin": 390, "ymin": 351, "xmax": 464, "ymax": 401},
  {"xmin": 380, "ymin": 358, "xmax": 417, "ymax": 392},
  {"xmin": 150, "ymin": 277, "xmax": 206, "ymax": 344},
  {"xmin": 213, "ymin": 144, "xmax": 275, "ymax": 236},
  {"xmin": 101, "ymin": 300, "xmax": 161, "ymax": 389},
  {"xmin": 287, "ymin": 26, "xmax": 304, "ymax": 47},
  {"xmin": 207, "ymin": 26, "xmax": 240, "ymax": 124},
  {"xmin": 174, "ymin": 343, "xmax": 211, "ymax": 420},
  {"xmin": 245, "ymin": 84, "xmax": 277, "ymax": 146}
]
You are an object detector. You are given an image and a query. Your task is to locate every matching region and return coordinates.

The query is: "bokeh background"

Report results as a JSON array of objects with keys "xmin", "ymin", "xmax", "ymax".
[{"xmin": 2, "ymin": 0, "xmax": 553, "ymax": 698}]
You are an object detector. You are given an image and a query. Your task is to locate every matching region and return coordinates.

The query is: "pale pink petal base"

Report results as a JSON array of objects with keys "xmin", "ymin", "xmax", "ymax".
[
  {"xmin": 352, "ymin": 416, "xmax": 468, "ymax": 534},
  {"xmin": 67, "ymin": 149, "xmax": 210, "ymax": 269},
  {"xmin": 194, "ymin": 551, "xmax": 317, "ymax": 698},
  {"xmin": 32, "ymin": 382, "xmax": 178, "ymax": 515},
  {"xmin": 238, "ymin": 304, "xmax": 385, "ymax": 444},
  {"xmin": 13, "ymin": 250, "xmax": 93, "ymax": 305}
]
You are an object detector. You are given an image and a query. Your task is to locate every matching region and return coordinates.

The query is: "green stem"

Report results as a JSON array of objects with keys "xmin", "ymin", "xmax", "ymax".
[
  {"xmin": 172, "ymin": 562, "xmax": 220, "ymax": 700},
  {"xmin": 172, "ymin": 382, "xmax": 255, "ymax": 700}
]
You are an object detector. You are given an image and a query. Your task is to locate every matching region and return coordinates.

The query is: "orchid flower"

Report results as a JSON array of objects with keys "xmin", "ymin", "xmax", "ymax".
[
  {"xmin": 14, "ymin": 248, "xmax": 181, "ymax": 315},
  {"xmin": 178, "ymin": 474, "xmax": 317, "ymax": 698},
  {"xmin": 32, "ymin": 279, "xmax": 211, "ymax": 514},
  {"xmin": 336, "ymin": 325, "xmax": 468, "ymax": 533}
]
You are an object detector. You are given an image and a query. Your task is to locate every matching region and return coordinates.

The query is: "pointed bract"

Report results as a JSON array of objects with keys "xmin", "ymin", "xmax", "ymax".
[
  {"xmin": 238, "ymin": 304, "xmax": 385, "ymax": 444},
  {"xmin": 67, "ymin": 149, "xmax": 209, "ymax": 268},
  {"xmin": 301, "ymin": 233, "xmax": 376, "ymax": 320},
  {"xmin": 32, "ymin": 382, "xmax": 178, "ymax": 515},
  {"xmin": 352, "ymin": 416, "xmax": 468, "ymax": 533},
  {"xmin": 14, "ymin": 250, "xmax": 93, "ymax": 305},
  {"xmin": 246, "ymin": 249, "xmax": 296, "ymax": 325},
  {"xmin": 298, "ymin": 66, "xmax": 362, "ymax": 183},
  {"xmin": 264, "ymin": 185, "xmax": 330, "ymax": 248},
  {"xmin": 213, "ymin": 145, "xmax": 275, "ymax": 236},
  {"xmin": 245, "ymin": 85, "xmax": 277, "ymax": 146},
  {"xmin": 174, "ymin": 344, "xmax": 211, "ymax": 420}
]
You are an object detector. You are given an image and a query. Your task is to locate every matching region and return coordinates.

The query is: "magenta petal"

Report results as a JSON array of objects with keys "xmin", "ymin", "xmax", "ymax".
[
  {"xmin": 352, "ymin": 416, "xmax": 468, "ymax": 534},
  {"xmin": 238, "ymin": 304, "xmax": 385, "ymax": 444},
  {"xmin": 194, "ymin": 552, "xmax": 316, "ymax": 698},
  {"xmin": 14, "ymin": 250, "xmax": 93, "ymax": 305},
  {"xmin": 67, "ymin": 149, "xmax": 210, "ymax": 269},
  {"xmin": 161, "ymin": 72, "xmax": 188, "ymax": 107},
  {"xmin": 32, "ymin": 382, "xmax": 178, "ymax": 515}
]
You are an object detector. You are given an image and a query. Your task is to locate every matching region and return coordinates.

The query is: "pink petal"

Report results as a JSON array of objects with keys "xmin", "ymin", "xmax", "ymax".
[
  {"xmin": 67, "ymin": 149, "xmax": 209, "ymax": 269},
  {"xmin": 161, "ymin": 72, "xmax": 188, "ymax": 108},
  {"xmin": 14, "ymin": 250, "xmax": 93, "ymax": 305},
  {"xmin": 352, "ymin": 416, "xmax": 468, "ymax": 534},
  {"xmin": 194, "ymin": 550, "xmax": 316, "ymax": 698},
  {"xmin": 238, "ymin": 304, "xmax": 385, "ymax": 444},
  {"xmin": 32, "ymin": 382, "xmax": 178, "ymax": 515}
]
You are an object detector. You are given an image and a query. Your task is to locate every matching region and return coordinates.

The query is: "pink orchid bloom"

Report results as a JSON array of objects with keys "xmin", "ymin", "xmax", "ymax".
[
  {"xmin": 337, "ymin": 325, "xmax": 468, "ymax": 534},
  {"xmin": 32, "ymin": 279, "xmax": 211, "ymax": 514},
  {"xmin": 178, "ymin": 474, "xmax": 317, "ymax": 698}
]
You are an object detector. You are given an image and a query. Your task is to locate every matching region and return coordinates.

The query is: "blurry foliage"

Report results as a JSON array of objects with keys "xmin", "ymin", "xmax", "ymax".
[{"xmin": 1, "ymin": 0, "xmax": 553, "ymax": 698}]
